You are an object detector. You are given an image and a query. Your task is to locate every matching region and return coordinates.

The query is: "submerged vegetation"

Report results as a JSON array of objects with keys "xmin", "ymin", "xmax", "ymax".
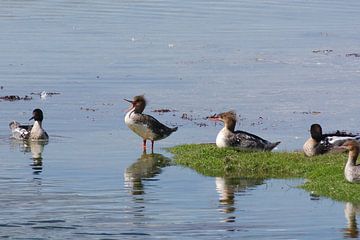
[{"xmin": 169, "ymin": 144, "xmax": 360, "ymax": 203}]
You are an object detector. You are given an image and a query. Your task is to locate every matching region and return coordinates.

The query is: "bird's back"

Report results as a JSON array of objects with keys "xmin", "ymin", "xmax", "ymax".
[{"xmin": 230, "ymin": 130, "xmax": 279, "ymax": 151}]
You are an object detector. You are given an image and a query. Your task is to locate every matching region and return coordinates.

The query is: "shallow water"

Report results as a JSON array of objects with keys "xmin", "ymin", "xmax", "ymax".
[{"xmin": 1, "ymin": 0, "xmax": 360, "ymax": 239}]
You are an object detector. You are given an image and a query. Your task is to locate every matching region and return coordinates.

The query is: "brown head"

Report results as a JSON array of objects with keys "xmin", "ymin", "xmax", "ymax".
[
  {"xmin": 341, "ymin": 140, "xmax": 360, "ymax": 152},
  {"xmin": 340, "ymin": 140, "xmax": 360, "ymax": 163},
  {"xmin": 209, "ymin": 111, "xmax": 237, "ymax": 132},
  {"xmin": 124, "ymin": 95, "xmax": 147, "ymax": 113}
]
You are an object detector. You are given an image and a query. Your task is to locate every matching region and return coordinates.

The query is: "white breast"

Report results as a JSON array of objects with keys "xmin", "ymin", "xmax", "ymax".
[
  {"xmin": 125, "ymin": 110, "xmax": 152, "ymax": 140},
  {"xmin": 30, "ymin": 121, "xmax": 47, "ymax": 140},
  {"xmin": 216, "ymin": 128, "xmax": 229, "ymax": 148}
]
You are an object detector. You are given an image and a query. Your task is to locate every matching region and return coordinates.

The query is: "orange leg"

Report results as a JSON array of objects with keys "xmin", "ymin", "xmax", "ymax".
[{"xmin": 143, "ymin": 139, "xmax": 147, "ymax": 150}]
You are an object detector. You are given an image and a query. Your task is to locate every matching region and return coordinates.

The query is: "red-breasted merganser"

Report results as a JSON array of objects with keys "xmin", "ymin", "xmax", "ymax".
[
  {"xmin": 210, "ymin": 111, "xmax": 280, "ymax": 151},
  {"xmin": 9, "ymin": 109, "xmax": 49, "ymax": 141},
  {"xmin": 124, "ymin": 95, "xmax": 178, "ymax": 152},
  {"xmin": 339, "ymin": 140, "xmax": 360, "ymax": 183},
  {"xmin": 303, "ymin": 124, "xmax": 360, "ymax": 157}
]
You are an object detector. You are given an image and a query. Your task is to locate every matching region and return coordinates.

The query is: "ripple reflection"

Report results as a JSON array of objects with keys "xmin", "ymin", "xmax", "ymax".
[
  {"xmin": 10, "ymin": 139, "xmax": 48, "ymax": 174},
  {"xmin": 344, "ymin": 202, "xmax": 360, "ymax": 238},
  {"xmin": 216, "ymin": 177, "xmax": 264, "ymax": 222},
  {"xmin": 124, "ymin": 151, "xmax": 171, "ymax": 195}
]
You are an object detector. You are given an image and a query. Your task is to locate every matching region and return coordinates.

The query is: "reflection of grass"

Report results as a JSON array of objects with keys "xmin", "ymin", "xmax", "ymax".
[{"xmin": 169, "ymin": 144, "xmax": 360, "ymax": 203}]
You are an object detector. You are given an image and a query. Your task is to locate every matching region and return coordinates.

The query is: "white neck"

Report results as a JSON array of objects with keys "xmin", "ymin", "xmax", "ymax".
[
  {"xmin": 32, "ymin": 121, "xmax": 42, "ymax": 130},
  {"xmin": 30, "ymin": 121, "xmax": 45, "ymax": 139},
  {"xmin": 124, "ymin": 108, "xmax": 137, "ymax": 125}
]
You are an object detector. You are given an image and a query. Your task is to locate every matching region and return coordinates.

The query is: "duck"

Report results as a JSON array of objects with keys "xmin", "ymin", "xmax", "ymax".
[
  {"xmin": 209, "ymin": 111, "xmax": 280, "ymax": 151},
  {"xmin": 124, "ymin": 95, "xmax": 178, "ymax": 152},
  {"xmin": 9, "ymin": 109, "xmax": 49, "ymax": 141},
  {"xmin": 339, "ymin": 140, "xmax": 360, "ymax": 183},
  {"xmin": 303, "ymin": 123, "xmax": 360, "ymax": 157}
]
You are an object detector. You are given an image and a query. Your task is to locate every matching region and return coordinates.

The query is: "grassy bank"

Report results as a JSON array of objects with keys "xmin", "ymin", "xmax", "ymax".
[{"xmin": 168, "ymin": 144, "xmax": 360, "ymax": 203}]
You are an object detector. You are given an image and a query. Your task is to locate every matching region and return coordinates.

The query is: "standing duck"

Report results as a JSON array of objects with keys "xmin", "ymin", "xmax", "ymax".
[
  {"xmin": 9, "ymin": 108, "xmax": 49, "ymax": 141},
  {"xmin": 210, "ymin": 111, "xmax": 280, "ymax": 151},
  {"xmin": 303, "ymin": 124, "xmax": 360, "ymax": 157},
  {"xmin": 339, "ymin": 140, "xmax": 360, "ymax": 183},
  {"xmin": 124, "ymin": 95, "xmax": 178, "ymax": 152}
]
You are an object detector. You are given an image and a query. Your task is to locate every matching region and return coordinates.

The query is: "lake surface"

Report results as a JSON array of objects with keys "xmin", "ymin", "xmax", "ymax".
[{"xmin": 1, "ymin": 0, "xmax": 360, "ymax": 239}]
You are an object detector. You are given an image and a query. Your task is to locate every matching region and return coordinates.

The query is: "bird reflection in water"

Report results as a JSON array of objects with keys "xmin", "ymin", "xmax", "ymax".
[
  {"xmin": 216, "ymin": 177, "xmax": 264, "ymax": 222},
  {"xmin": 11, "ymin": 140, "xmax": 48, "ymax": 175},
  {"xmin": 124, "ymin": 151, "xmax": 171, "ymax": 195},
  {"xmin": 344, "ymin": 202, "xmax": 360, "ymax": 238}
]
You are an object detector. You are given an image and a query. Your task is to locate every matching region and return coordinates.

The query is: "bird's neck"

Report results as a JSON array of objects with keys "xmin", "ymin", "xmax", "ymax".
[
  {"xmin": 224, "ymin": 119, "xmax": 236, "ymax": 132},
  {"xmin": 347, "ymin": 148, "xmax": 359, "ymax": 166},
  {"xmin": 32, "ymin": 121, "xmax": 42, "ymax": 129},
  {"xmin": 134, "ymin": 103, "xmax": 145, "ymax": 114}
]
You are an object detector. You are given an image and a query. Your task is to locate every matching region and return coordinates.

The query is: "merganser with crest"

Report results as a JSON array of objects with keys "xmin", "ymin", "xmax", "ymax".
[
  {"xmin": 303, "ymin": 124, "xmax": 360, "ymax": 157},
  {"xmin": 210, "ymin": 111, "xmax": 280, "ymax": 151},
  {"xmin": 9, "ymin": 109, "xmax": 49, "ymax": 141},
  {"xmin": 124, "ymin": 95, "xmax": 178, "ymax": 152},
  {"xmin": 338, "ymin": 140, "xmax": 360, "ymax": 183}
]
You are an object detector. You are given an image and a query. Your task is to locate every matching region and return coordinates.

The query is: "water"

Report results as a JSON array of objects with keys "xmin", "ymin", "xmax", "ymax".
[{"xmin": 1, "ymin": 0, "xmax": 360, "ymax": 239}]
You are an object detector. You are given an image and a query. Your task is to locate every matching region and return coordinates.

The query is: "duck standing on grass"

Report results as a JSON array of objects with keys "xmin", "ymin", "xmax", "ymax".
[
  {"xmin": 303, "ymin": 124, "xmax": 360, "ymax": 157},
  {"xmin": 339, "ymin": 140, "xmax": 360, "ymax": 183},
  {"xmin": 9, "ymin": 109, "xmax": 49, "ymax": 141},
  {"xmin": 124, "ymin": 95, "xmax": 178, "ymax": 152},
  {"xmin": 209, "ymin": 111, "xmax": 280, "ymax": 151}
]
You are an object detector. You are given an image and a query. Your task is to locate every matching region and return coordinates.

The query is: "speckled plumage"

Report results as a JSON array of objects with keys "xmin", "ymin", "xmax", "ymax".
[
  {"xmin": 212, "ymin": 111, "xmax": 280, "ymax": 151},
  {"xmin": 124, "ymin": 95, "xmax": 177, "ymax": 151}
]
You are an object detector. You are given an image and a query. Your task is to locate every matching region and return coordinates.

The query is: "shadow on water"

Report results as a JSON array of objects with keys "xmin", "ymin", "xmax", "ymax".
[
  {"xmin": 124, "ymin": 151, "xmax": 171, "ymax": 196},
  {"xmin": 10, "ymin": 139, "xmax": 48, "ymax": 175},
  {"xmin": 343, "ymin": 202, "xmax": 360, "ymax": 238},
  {"xmin": 215, "ymin": 177, "xmax": 264, "ymax": 223}
]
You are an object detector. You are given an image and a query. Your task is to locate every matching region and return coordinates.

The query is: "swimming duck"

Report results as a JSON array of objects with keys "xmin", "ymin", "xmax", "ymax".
[
  {"xmin": 9, "ymin": 109, "xmax": 49, "ymax": 141},
  {"xmin": 124, "ymin": 95, "xmax": 178, "ymax": 152},
  {"xmin": 339, "ymin": 140, "xmax": 360, "ymax": 183},
  {"xmin": 303, "ymin": 124, "xmax": 360, "ymax": 157},
  {"xmin": 210, "ymin": 111, "xmax": 280, "ymax": 151}
]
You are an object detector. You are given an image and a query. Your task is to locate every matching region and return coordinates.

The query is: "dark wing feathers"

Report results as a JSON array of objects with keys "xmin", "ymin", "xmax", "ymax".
[
  {"xmin": 230, "ymin": 130, "xmax": 270, "ymax": 149},
  {"xmin": 133, "ymin": 114, "xmax": 176, "ymax": 139},
  {"xmin": 314, "ymin": 141, "xmax": 332, "ymax": 155}
]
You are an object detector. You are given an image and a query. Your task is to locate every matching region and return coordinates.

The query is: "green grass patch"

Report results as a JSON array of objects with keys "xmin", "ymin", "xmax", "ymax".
[{"xmin": 168, "ymin": 144, "xmax": 360, "ymax": 203}]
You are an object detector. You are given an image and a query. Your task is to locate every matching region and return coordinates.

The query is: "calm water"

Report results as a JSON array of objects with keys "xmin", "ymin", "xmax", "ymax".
[{"xmin": 1, "ymin": 0, "xmax": 360, "ymax": 239}]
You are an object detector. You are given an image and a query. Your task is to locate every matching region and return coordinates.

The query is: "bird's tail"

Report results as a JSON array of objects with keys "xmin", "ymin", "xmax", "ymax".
[
  {"xmin": 266, "ymin": 141, "xmax": 281, "ymax": 151},
  {"xmin": 171, "ymin": 126, "xmax": 178, "ymax": 132}
]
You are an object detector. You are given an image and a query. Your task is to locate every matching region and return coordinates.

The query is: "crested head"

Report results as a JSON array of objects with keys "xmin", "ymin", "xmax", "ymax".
[
  {"xmin": 216, "ymin": 111, "xmax": 237, "ymax": 132},
  {"xmin": 30, "ymin": 109, "xmax": 44, "ymax": 122},
  {"xmin": 217, "ymin": 111, "xmax": 237, "ymax": 121},
  {"xmin": 125, "ymin": 95, "xmax": 147, "ymax": 113},
  {"xmin": 310, "ymin": 123, "xmax": 323, "ymax": 141}
]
